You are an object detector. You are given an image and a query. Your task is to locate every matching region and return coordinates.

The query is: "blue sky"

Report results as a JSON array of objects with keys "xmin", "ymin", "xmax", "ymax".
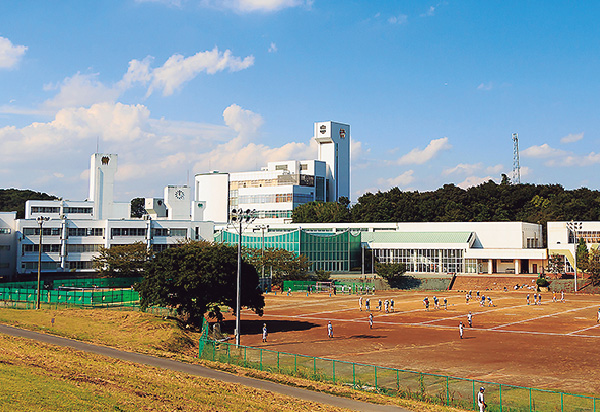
[{"xmin": 1, "ymin": 1, "xmax": 599, "ymax": 202}]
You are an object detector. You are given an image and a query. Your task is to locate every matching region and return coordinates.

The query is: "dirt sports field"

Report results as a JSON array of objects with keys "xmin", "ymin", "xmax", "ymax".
[{"xmin": 222, "ymin": 289, "xmax": 600, "ymax": 395}]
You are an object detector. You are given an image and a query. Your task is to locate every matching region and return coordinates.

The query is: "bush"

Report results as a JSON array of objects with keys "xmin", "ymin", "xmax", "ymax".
[{"xmin": 536, "ymin": 274, "xmax": 550, "ymax": 288}]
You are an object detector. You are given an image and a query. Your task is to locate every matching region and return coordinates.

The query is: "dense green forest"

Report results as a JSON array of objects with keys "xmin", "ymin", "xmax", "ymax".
[
  {"xmin": 292, "ymin": 177, "xmax": 600, "ymax": 226},
  {"xmin": 0, "ymin": 189, "xmax": 58, "ymax": 218}
]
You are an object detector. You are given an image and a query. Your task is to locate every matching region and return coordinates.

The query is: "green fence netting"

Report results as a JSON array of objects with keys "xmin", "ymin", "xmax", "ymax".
[{"xmin": 199, "ymin": 338, "xmax": 599, "ymax": 411}]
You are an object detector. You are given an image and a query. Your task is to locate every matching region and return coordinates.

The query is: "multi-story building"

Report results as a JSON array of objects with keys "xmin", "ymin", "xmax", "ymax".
[
  {"xmin": 0, "ymin": 153, "xmax": 213, "ymax": 278},
  {"xmin": 195, "ymin": 121, "xmax": 350, "ymax": 224}
]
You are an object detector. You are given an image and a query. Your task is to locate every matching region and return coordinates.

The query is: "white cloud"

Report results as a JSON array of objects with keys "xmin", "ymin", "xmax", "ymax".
[
  {"xmin": 201, "ymin": 0, "xmax": 312, "ymax": 13},
  {"xmin": 268, "ymin": 42, "xmax": 278, "ymax": 53},
  {"xmin": 388, "ymin": 14, "xmax": 408, "ymax": 24},
  {"xmin": 485, "ymin": 164, "xmax": 504, "ymax": 175},
  {"xmin": 546, "ymin": 153, "xmax": 600, "ymax": 167},
  {"xmin": 0, "ymin": 36, "xmax": 27, "ymax": 69},
  {"xmin": 443, "ymin": 163, "xmax": 482, "ymax": 176},
  {"xmin": 420, "ymin": 6, "xmax": 436, "ymax": 17},
  {"xmin": 397, "ymin": 137, "xmax": 451, "ymax": 165},
  {"xmin": 457, "ymin": 175, "xmax": 495, "ymax": 189},
  {"xmin": 477, "ymin": 82, "xmax": 493, "ymax": 91},
  {"xmin": 43, "ymin": 73, "xmax": 121, "ymax": 109},
  {"xmin": 148, "ymin": 47, "xmax": 254, "ymax": 96},
  {"xmin": 35, "ymin": 48, "xmax": 253, "ymax": 111},
  {"xmin": 381, "ymin": 170, "xmax": 415, "ymax": 187},
  {"xmin": 521, "ymin": 143, "xmax": 567, "ymax": 158},
  {"xmin": 222, "ymin": 103, "xmax": 264, "ymax": 140},
  {"xmin": 560, "ymin": 132, "xmax": 584, "ymax": 144}
]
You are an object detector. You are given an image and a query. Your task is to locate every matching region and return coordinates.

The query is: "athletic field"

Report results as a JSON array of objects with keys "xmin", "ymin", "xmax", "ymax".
[{"xmin": 224, "ymin": 290, "xmax": 600, "ymax": 395}]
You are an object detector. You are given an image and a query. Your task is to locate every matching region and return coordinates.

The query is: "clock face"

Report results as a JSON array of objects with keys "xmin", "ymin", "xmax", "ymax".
[{"xmin": 175, "ymin": 190, "xmax": 185, "ymax": 200}]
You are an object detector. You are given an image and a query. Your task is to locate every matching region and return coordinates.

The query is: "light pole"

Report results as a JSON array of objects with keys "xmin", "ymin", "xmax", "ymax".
[
  {"xmin": 257, "ymin": 224, "xmax": 269, "ymax": 280},
  {"xmin": 229, "ymin": 208, "xmax": 257, "ymax": 346},
  {"xmin": 566, "ymin": 221, "xmax": 583, "ymax": 293},
  {"xmin": 36, "ymin": 216, "xmax": 50, "ymax": 310}
]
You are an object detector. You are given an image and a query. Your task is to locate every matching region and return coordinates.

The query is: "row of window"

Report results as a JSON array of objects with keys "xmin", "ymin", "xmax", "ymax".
[
  {"xmin": 23, "ymin": 228, "xmax": 61, "ymax": 236},
  {"xmin": 68, "ymin": 261, "xmax": 94, "ymax": 270},
  {"xmin": 67, "ymin": 244, "xmax": 102, "ymax": 253},
  {"xmin": 571, "ymin": 231, "xmax": 600, "ymax": 244},
  {"xmin": 69, "ymin": 228, "xmax": 104, "ymax": 237},
  {"xmin": 0, "ymin": 245, "xmax": 10, "ymax": 251},
  {"xmin": 151, "ymin": 228, "xmax": 187, "ymax": 237},
  {"xmin": 236, "ymin": 193, "xmax": 315, "ymax": 205},
  {"xmin": 0, "ymin": 228, "xmax": 10, "ymax": 234},
  {"xmin": 23, "ymin": 244, "xmax": 61, "ymax": 253},
  {"xmin": 30, "ymin": 206, "xmax": 93, "ymax": 214},
  {"xmin": 374, "ymin": 248, "xmax": 465, "ymax": 273}
]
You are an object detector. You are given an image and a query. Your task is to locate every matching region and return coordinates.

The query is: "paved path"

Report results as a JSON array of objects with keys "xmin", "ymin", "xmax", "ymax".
[{"xmin": 0, "ymin": 324, "xmax": 409, "ymax": 412}]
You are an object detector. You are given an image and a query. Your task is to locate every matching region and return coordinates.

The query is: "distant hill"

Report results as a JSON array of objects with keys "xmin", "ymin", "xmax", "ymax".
[{"xmin": 0, "ymin": 189, "xmax": 59, "ymax": 219}]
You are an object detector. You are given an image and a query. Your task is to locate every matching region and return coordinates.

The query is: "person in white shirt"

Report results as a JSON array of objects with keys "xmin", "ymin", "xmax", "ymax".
[
  {"xmin": 477, "ymin": 386, "xmax": 486, "ymax": 411},
  {"xmin": 358, "ymin": 296, "xmax": 363, "ymax": 311},
  {"xmin": 459, "ymin": 321, "xmax": 464, "ymax": 339},
  {"xmin": 327, "ymin": 321, "xmax": 333, "ymax": 338}
]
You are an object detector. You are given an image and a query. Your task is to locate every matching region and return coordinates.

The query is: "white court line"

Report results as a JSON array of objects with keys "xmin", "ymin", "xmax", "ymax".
[
  {"xmin": 490, "ymin": 305, "xmax": 599, "ymax": 330},
  {"xmin": 255, "ymin": 312, "xmax": 600, "ymax": 339},
  {"xmin": 568, "ymin": 324, "xmax": 600, "ymax": 335}
]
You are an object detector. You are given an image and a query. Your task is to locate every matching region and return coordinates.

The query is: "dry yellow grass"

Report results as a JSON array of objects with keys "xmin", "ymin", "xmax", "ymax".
[{"xmin": 0, "ymin": 307, "xmax": 468, "ymax": 411}]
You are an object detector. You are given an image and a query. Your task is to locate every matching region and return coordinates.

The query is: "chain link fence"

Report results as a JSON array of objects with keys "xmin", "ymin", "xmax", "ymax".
[{"xmin": 199, "ymin": 333, "xmax": 598, "ymax": 411}]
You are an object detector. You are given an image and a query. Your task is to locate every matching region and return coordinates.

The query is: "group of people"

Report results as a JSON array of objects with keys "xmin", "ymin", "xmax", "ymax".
[
  {"xmin": 465, "ymin": 290, "xmax": 494, "ymax": 307},
  {"xmin": 358, "ymin": 296, "xmax": 394, "ymax": 312},
  {"xmin": 526, "ymin": 293, "xmax": 544, "ymax": 305},
  {"xmin": 423, "ymin": 296, "xmax": 448, "ymax": 310}
]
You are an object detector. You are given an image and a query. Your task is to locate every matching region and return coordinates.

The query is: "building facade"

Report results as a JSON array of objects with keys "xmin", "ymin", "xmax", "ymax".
[
  {"xmin": 216, "ymin": 221, "xmax": 548, "ymax": 276},
  {"xmin": 195, "ymin": 121, "xmax": 351, "ymax": 224},
  {"xmin": 0, "ymin": 153, "xmax": 213, "ymax": 278}
]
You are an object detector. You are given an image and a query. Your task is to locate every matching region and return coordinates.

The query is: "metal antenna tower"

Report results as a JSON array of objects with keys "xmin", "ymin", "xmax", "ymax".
[{"xmin": 512, "ymin": 132, "xmax": 521, "ymax": 184}]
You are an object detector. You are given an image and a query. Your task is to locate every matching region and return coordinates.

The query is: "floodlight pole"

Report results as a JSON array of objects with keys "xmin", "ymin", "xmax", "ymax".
[
  {"xmin": 231, "ymin": 209, "xmax": 257, "ymax": 346},
  {"xmin": 236, "ymin": 217, "xmax": 242, "ymax": 345},
  {"xmin": 567, "ymin": 221, "xmax": 582, "ymax": 293},
  {"xmin": 36, "ymin": 216, "xmax": 50, "ymax": 310}
]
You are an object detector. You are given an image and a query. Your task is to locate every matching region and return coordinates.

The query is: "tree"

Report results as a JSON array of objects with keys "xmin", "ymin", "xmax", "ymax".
[
  {"xmin": 0, "ymin": 189, "xmax": 58, "ymax": 218},
  {"xmin": 243, "ymin": 247, "xmax": 311, "ymax": 287},
  {"xmin": 546, "ymin": 253, "xmax": 565, "ymax": 278},
  {"xmin": 576, "ymin": 238, "xmax": 589, "ymax": 273},
  {"xmin": 138, "ymin": 241, "xmax": 264, "ymax": 327},
  {"xmin": 586, "ymin": 249, "xmax": 600, "ymax": 286},
  {"xmin": 291, "ymin": 199, "xmax": 351, "ymax": 223},
  {"xmin": 130, "ymin": 197, "xmax": 146, "ymax": 218},
  {"xmin": 92, "ymin": 242, "xmax": 151, "ymax": 277},
  {"xmin": 375, "ymin": 262, "xmax": 407, "ymax": 288}
]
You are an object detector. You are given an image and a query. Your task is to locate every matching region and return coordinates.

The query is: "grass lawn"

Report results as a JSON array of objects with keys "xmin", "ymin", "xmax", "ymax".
[{"xmin": 0, "ymin": 307, "xmax": 468, "ymax": 411}]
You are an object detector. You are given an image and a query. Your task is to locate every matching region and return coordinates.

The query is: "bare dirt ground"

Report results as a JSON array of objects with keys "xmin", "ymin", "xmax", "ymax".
[{"xmin": 221, "ymin": 289, "xmax": 600, "ymax": 395}]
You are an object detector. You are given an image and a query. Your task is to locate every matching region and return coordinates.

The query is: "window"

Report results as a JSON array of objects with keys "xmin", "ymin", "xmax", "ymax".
[
  {"xmin": 275, "ymin": 165, "xmax": 288, "ymax": 171},
  {"xmin": 152, "ymin": 244, "xmax": 171, "ymax": 252},
  {"xmin": 23, "ymin": 261, "xmax": 60, "ymax": 270},
  {"xmin": 111, "ymin": 228, "xmax": 146, "ymax": 237},
  {"xmin": 0, "ymin": 228, "xmax": 11, "ymax": 234},
  {"xmin": 23, "ymin": 228, "xmax": 61, "ymax": 236},
  {"xmin": 0, "ymin": 245, "xmax": 10, "ymax": 251},
  {"xmin": 300, "ymin": 163, "xmax": 308, "ymax": 171},
  {"xmin": 64, "ymin": 207, "xmax": 93, "ymax": 214},
  {"xmin": 170, "ymin": 229, "xmax": 187, "ymax": 237},
  {"xmin": 68, "ymin": 228, "xmax": 104, "ymax": 237},
  {"xmin": 30, "ymin": 206, "xmax": 60, "ymax": 214},
  {"xmin": 152, "ymin": 228, "xmax": 169, "ymax": 237},
  {"xmin": 23, "ymin": 244, "xmax": 60, "ymax": 253},
  {"xmin": 67, "ymin": 244, "xmax": 102, "ymax": 253},
  {"xmin": 68, "ymin": 261, "xmax": 93, "ymax": 270},
  {"xmin": 0, "ymin": 263, "xmax": 9, "ymax": 269}
]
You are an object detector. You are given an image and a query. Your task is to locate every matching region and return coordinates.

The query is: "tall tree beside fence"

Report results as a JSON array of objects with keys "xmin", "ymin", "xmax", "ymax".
[{"xmin": 138, "ymin": 240, "xmax": 265, "ymax": 327}]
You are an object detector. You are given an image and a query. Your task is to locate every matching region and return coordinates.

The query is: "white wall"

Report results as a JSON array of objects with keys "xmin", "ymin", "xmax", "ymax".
[{"xmin": 195, "ymin": 172, "xmax": 229, "ymax": 223}]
